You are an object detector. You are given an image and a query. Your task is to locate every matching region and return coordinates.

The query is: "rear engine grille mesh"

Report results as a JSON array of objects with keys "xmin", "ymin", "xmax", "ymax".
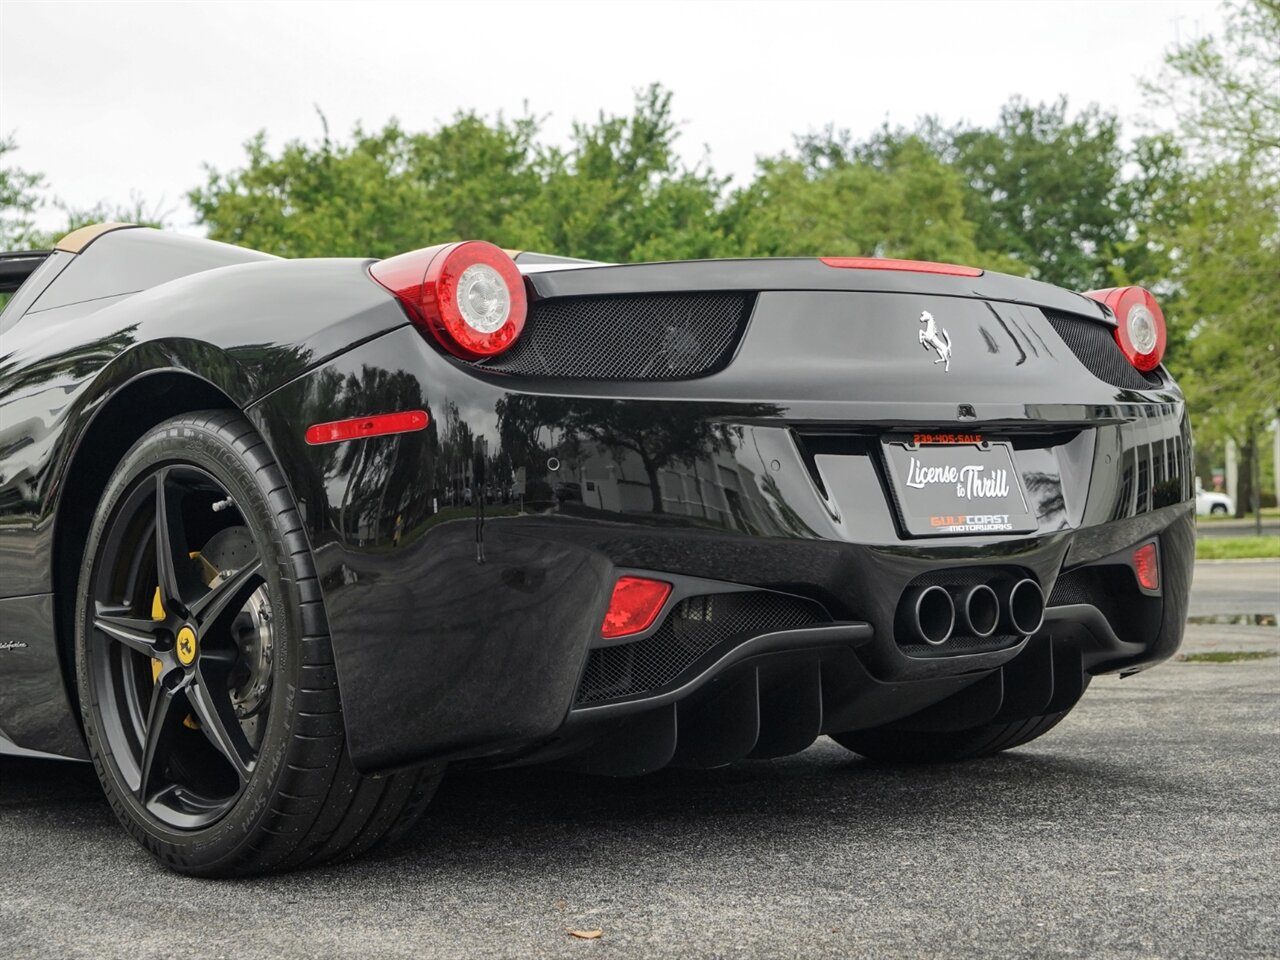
[
  {"xmin": 575, "ymin": 591, "xmax": 829, "ymax": 706},
  {"xmin": 480, "ymin": 293, "xmax": 753, "ymax": 380},
  {"xmin": 1043, "ymin": 309, "xmax": 1164, "ymax": 390}
]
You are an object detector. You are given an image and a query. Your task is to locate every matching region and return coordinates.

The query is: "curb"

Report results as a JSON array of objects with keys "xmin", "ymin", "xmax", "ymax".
[{"xmin": 1195, "ymin": 557, "xmax": 1280, "ymax": 565}]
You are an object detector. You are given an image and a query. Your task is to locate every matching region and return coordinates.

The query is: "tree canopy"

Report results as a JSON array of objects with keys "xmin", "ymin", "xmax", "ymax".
[
  {"xmin": 0, "ymin": 135, "xmax": 44, "ymax": 250},
  {"xmin": 1148, "ymin": 0, "xmax": 1280, "ymax": 510},
  {"xmin": 183, "ymin": 86, "xmax": 1200, "ymax": 299}
]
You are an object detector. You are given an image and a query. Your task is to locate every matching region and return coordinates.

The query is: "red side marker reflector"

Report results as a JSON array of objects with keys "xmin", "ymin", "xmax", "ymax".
[
  {"xmin": 819, "ymin": 256, "xmax": 983, "ymax": 277},
  {"xmin": 601, "ymin": 576, "xmax": 673, "ymax": 639},
  {"xmin": 1133, "ymin": 542, "xmax": 1159, "ymax": 591},
  {"xmin": 305, "ymin": 410, "xmax": 429, "ymax": 446}
]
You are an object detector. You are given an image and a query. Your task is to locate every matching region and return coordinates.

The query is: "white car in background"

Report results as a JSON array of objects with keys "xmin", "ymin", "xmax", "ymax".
[{"xmin": 1195, "ymin": 481, "xmax": 1233, "ymax": 516}]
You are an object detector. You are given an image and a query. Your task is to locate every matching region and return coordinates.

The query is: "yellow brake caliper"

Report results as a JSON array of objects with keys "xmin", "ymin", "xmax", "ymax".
[{"xmin": 150, "ymin": 587, "xmax": 166, "ymax": 684}]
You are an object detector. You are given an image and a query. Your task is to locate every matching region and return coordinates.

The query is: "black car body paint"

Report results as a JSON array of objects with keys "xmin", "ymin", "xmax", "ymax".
[{"xmin": 0, "ymin": 227, "xmax": 1194, "ymax": 774}]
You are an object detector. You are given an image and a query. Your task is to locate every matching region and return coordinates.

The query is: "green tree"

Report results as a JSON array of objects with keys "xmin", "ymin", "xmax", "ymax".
[
  {"xmin": 1147, "ymin": 0, "xmax": 1280, "ymax": 515},
  {"xmin": 190, "ymin": 111, "xmax": 546, "ymax": 258},
  {"xmin": 724, "ymin": 135, "xmax": 1006, "ymax": 267},
  {"xmin": 1108, "ymin": 134, "xmax": 1191, "ymax": 291},
  {"xmin": 1174, "ymin": 166, "xmax": 1279, "ymax": 423},
  {"xmin": 1146, "ymin": 0, "xmax": 1280, "ymax": 177},
  {"xmin": 1173, "ymin": 165, "xmax": 1279, "ymax": 515},
  {"xmin": 783, "ymin": 100, "xmax": 1150, "ymax": 288},
  {"xmin": 0, "ymin": 135, "xmax": 44, "ymax": 250},
  {"xmin": 938, "ymin": 98, "xmax": 1133, "ymax": 290},
  {"xmin": 537, "ymin": 85, "xmax": 728, "ymax": 262},
  {"xmin": 189, "ymin": 87, "xmax": 727, "ymax": 264}
]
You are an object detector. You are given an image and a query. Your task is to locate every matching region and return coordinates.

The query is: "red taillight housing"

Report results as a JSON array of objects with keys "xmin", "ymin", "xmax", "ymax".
[
  {"xmin": 370, "ymin": 240, "xmax": 527, "ymax": 359},
  {"xmin": 601, "ymin": 576, "xmax": 672, "ymax": 639},
  {"xmin": 820, "ymin": 256, "xmax": 983, "ymax": 277},
  {"xmin": 1133, "ymin": 542, "xmax": 1160, "ymax": 592},
  {"xmin": 1084, "ymin": 286, "xmax": 1167, "ymax": 372}
]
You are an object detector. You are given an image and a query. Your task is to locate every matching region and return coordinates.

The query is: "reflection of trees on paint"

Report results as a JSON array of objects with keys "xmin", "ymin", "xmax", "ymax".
[
  {"xmin": 276, "ymin": 363, "xmax": 438, "ymax": 543},
  {"xmin": 278, "ymin": 362, "xmax": 528, "ymax": 544},
  {"xmin": 331, "ymin": 367, "xmax": 441, "ymax": 543},
  {"xmin": 1024, "ymin": 471, "xmax": 1065, "ymax": 526},
  {"xmin": 495, "ymin": 395, "xmax": 784, "ymax": 515},
  {"xmin": 758, "ymin": 471, "xmax": 815, "ymax": 539},
  {"xmin": 432, "ymin": 400, "xmax": 477, "ymax": 509},
  {"xmin": 0, "ymin": 326, "xmax": 140, "ymax": 400}
]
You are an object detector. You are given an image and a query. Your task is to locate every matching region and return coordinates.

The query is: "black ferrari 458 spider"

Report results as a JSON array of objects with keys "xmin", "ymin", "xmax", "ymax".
[{"xmin": 0, "ymin": 224, "xmax": 1193, "ymax": 875}]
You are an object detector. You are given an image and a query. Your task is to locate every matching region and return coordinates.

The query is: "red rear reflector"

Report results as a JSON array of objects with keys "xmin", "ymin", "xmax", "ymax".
[
  {"xmin": 601, "ymin": 576, "xmax": 672, "ymax": 639},
  {"xmin": 305, "ymin": 410, "xmax": 429, "ymax": 445},
  {"xmin": 1133, "ymin": 542, "xmax": 1159, "ymax": 591},
  {"xmin": 820, "ymin": 256, "xmax": 983, "ymax": 277}
]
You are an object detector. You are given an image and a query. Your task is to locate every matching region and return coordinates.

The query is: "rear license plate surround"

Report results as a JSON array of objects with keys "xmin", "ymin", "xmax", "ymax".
[{"xmin": 881, "ymin": 434, "xmax": 1037, "ymax": 537}]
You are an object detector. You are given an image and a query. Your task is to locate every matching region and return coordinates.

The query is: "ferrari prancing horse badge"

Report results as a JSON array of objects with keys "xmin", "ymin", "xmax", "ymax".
[{"xmin": 918, "ymin": 310, "xmax": 952, "ymax": 371}]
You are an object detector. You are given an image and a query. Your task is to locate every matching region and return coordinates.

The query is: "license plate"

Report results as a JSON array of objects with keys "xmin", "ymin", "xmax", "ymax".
[{"xmin": 881, "ymin": 437, "xmax": 1037, "ymax": 536}]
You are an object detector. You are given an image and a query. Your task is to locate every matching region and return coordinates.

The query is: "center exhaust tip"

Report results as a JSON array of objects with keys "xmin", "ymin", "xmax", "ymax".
[{"xmin": 956, "ymin": 584, "xmax": 1000, "ymax": 638}]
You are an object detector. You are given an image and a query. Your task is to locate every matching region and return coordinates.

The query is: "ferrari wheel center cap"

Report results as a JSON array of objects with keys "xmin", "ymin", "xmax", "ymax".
[{"xmin": 175, "ymin": 626, "xmax": 198, "ymax": 666}]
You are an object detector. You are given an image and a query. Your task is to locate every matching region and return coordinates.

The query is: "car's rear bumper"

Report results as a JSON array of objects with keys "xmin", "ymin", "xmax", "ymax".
[{"xmin": 250, "ymin": 321, "xmax": 1194, "ymax": 774}]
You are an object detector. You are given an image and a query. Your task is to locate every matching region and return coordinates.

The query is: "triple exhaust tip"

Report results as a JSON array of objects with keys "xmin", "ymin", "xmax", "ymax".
[
  {"xmin": 905, "ymin": 578, "xmax": 1045, "ymax": 646},
  {"xmin": 1001, "ymin": 578, "xmax": 1047, "ymax": 638}
]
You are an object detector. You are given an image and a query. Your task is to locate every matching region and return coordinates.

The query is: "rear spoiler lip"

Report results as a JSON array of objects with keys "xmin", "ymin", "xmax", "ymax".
[{"xmin": 520, "ymin": 256, "xmax": 1108, "ymax": 321}]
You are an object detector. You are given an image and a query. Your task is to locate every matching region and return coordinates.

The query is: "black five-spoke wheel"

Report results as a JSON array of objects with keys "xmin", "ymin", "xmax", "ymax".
[
  {"xmin": 76, "ymin": 411, "xmax": 438, "ymax": 875},
  {"xmin": 88, "ymin": 464, "xmax": 269, "ymax": 829}
]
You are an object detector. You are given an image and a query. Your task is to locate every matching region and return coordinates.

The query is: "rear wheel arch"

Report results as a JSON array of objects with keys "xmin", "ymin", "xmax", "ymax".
[
  {"xmin": 71, "ymin": 407, "xmax": 438, "ymax": 874},
  {"xmin": 52, "ymin": 370, "xmax": 241, "ymax": 722}
]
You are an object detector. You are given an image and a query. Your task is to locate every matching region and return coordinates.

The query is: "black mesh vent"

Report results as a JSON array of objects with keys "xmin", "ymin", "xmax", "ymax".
[
  {"xmin": 481, "ymin": 293, "xmax": 752, "ymax": 380},
  {"xmin": 575, "ymin": 591, "xmax": 829, "ymax": 705},
  {"xmin": 1049, "ymin": 564, "xmax": 1160, "ymax": 646},
  {"xmin": 1043, "ymin": 309, "xmax": 1164, "ymax": 390},
  {"xmin": 1048, "ymin": 569, "xmax": 1096, "ymax": 607}
]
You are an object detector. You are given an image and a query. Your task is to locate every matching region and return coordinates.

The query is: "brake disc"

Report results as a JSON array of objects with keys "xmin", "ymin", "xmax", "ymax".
[{"xmin": 199, "ymin": 526, "xmax": 274, "ymax": 721}]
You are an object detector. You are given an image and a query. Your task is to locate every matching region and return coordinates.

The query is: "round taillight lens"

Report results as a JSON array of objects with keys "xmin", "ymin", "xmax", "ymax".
[
  {"xmin": 455, "ymin": 262, "xmax": 512, "ymax": 334},
  {"xmin": 370, "ymin": 240, "xmax": 527, "ymax": 359},
  {"xmin": 1083, "ymin": 286, "xmax": 1167, "ymax": 372}
]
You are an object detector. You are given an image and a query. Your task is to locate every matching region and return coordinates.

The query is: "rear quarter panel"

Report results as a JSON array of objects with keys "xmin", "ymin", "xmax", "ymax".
[{"xmin": 0, "ymin": 232, "xmax": 408, "ymax": 758}]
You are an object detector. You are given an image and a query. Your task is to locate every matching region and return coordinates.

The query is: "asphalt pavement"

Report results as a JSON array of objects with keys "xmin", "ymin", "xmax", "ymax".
[
  {"xmin": 1184, "ymin": 559, "xmax": 1280, "ymax": 656},
  {"xmin": 1189, "ymin": 560, "xmax": 1279, "ymax": 617},
  {"xmin": 1, "ymin": 562, "xmax": 1277, "ymax": 959}
]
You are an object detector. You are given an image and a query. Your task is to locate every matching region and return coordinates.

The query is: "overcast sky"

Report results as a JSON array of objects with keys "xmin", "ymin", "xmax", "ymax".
[{"xmin": 2, "ymin": 0, "xmax": 1224, "ymax": 235}]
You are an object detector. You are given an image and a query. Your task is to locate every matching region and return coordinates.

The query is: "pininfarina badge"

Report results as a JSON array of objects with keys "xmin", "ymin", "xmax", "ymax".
[{"xmin": 919, "ymin": 310, "xmax": 952, "ymax": 371}]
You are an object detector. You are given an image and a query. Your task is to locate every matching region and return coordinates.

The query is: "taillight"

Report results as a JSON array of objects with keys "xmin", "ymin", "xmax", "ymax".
[
  {"xmin": 370, "ymin": 240, "xmax": 527, "ymax": 359},
  {"xmin": 820, "ymin": 256, "xmax": 983, "ymax": 277},
  {"xmin": 1084, "ymin": 286, "xmax": 1166, "ymax": 372},
  {"xmin": 601, "ymin": 576, "xmax": 672, "ymax": 639}
]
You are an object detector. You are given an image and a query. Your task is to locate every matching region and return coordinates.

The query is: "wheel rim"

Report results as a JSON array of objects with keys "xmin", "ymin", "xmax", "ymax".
[{"xmin": 88, "ymin": 464, "xmax": 274, "ymax": 830}]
